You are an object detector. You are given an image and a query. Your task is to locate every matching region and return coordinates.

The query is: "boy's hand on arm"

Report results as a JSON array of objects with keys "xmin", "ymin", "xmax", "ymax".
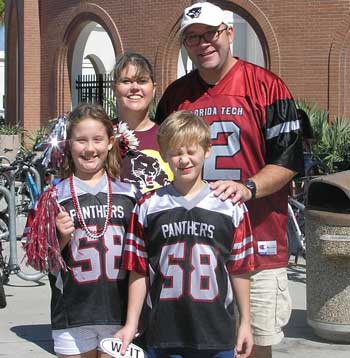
[
  {"xmin": 55, "ymin": 211, "xmax": 75, "ymax": 250},
  {"xmin": 115, "ymin": 271, "xmax": 148, "ymax": 355},
  {"xmin": 236, "ymin": 320, "xmax": 253, "ymax": 358},
  {"xmin": 114, "ymin": 325, "xmax": 138, "ymax": 356},
  {"xmin": 231, "ymin": 273, "xmax": 253, "ymax": 358}
]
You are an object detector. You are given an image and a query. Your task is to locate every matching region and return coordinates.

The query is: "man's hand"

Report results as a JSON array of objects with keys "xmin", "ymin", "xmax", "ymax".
[{"xmin": 210, "ymin": 180, "xmax": 252, "ymax": 203}]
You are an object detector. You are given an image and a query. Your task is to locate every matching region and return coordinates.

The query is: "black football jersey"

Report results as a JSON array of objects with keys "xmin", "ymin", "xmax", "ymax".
[
  {"xmin": 49, "ymin": 175, "xmax": 138, "ymax": 329},
  {"xmin": 122, "ymin": 184, "xmax": 254, "ymax": 349}
]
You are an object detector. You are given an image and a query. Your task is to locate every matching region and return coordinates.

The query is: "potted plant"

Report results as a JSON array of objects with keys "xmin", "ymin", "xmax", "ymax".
[{"xmin": 0, "ymin": 125, "xmax": 24, "ymax": 163}]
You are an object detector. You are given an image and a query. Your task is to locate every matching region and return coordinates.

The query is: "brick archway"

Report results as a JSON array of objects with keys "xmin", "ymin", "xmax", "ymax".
[
  {"xmin": 155, "ymin": 0, "xmax": 280, "ymax": 93},
  {"xmin": 53, "ymin": 3, "xmax": 123, "ymax": 117},
  {"xmin": 328, "ymin": 14, "xmax": 350, "ymax": 119}
]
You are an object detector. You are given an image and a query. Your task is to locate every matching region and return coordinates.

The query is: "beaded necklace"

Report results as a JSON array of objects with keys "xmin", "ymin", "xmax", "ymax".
[{"xmin": 70, "ymin": 174, "xmax": 112, "ymax": 239}]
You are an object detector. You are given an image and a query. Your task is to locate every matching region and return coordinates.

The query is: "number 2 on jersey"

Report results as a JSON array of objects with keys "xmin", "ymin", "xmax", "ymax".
[
  {"xmin": 203, "ymin": 121, "xmax": 241, "ymax": 180},
  {"xmin": 159, "ymin": 243, "xmax": 219, "ymax": 302}
]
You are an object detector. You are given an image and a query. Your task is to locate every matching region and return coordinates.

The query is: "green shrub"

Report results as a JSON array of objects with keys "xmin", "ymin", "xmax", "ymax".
[
  {"xmin": 296, "ymin": 100, "xmax": 350, "ymax": 173},
  {"xmin": 0, "ymin": 125, "xmax": 25, "ymax": 135}
]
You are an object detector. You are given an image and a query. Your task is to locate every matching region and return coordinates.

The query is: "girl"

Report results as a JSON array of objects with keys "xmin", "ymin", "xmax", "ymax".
[
  {"xmin": 51, "ymin": 103, "xmax": 138, "ymax": 358},
  {"xmin": 112, "ymin": 52, "xmax": 172, "ymax": 192}
]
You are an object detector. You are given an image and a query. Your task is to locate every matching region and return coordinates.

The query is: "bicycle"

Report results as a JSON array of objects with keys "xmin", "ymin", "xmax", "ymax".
[
  {"xmin": 287, "ymin": 159, "xmax": 329, "ymax": 265},
  {"xmin": 0, "ymin": 151, "xmax": 41, "ymax": 216},
  {"xmin": 0, "ymin": 156, "xmax": 46, "ymax": 288},
  {"xmin": 287, "ymin": 195, "xmax": 306, "ymax": 265},
  {"xmin": 0, "ymin": 211, "xmax": 9, "ymax": 308}
]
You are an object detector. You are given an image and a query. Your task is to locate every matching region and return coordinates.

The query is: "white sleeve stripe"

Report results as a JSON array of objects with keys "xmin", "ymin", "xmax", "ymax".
[
  {"xmin": 124, "ymin": 244, "xmax": 148, "ymax": 258},
  {"xmin": 127, "ymin": 233, "xmax": 146, "ymax": 247},
  {"xmin": 266, "ymin": 120, "xmax": 300, "ymax": 140},
  {"xmin": 232, "ymin": 235, "xmax": 253, "ymax": 250},
  {"xmin": 230, "ymin": 247, "xmax": 254, "ymax": 261}
]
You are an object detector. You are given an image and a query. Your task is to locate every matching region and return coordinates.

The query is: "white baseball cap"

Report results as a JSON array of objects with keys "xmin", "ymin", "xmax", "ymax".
[{"xmin": 180, "ymin": 2, "xmax": 228, "ymax": 34}]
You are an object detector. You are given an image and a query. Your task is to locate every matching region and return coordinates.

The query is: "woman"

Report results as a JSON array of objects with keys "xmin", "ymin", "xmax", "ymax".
[{"xmin": 113, "ymin": 53, "xmax": 172, "ymax": 192}]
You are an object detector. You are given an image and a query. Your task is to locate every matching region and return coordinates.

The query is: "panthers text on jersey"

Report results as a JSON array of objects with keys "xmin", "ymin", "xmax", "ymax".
[
  {"xmin": 48, "ymin": 175, "xmax": 138, "ymax": 330},
  {"xmin": 122, "ymin": 184, "xmax": 254, "ymax": 350},
  {"xmin": 155, "ymin": 59, "xmax": 304, "ymax": 270}
]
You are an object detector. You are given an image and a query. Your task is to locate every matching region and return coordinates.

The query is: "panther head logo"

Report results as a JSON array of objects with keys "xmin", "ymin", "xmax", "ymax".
[
  {"xmin": 186, "ymin": 7, "xmax": 202, "ymax": 19},
  {"xmin": 121, "ymin": 151, "xmax": 170, "ymax": 192}
]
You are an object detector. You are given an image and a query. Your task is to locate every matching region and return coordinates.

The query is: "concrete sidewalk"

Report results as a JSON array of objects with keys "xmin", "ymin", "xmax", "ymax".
[{"xmin": 1, "ymin": 257, "xmax": 349, "ymax": 357}]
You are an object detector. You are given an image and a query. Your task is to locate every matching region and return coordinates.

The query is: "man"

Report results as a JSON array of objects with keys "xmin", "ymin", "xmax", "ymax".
[{"xmin": 155, "ymin": 2, "xmax": 304, "ymax": 358}]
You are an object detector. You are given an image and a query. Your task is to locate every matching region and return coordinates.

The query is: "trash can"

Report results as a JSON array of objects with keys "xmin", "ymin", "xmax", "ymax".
[{"xmin": 305, "ymin": 170, "xmax": 350, "ymax": 342}]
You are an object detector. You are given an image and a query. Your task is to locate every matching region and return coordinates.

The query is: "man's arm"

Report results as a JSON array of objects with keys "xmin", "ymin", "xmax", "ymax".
[
  {"xmin": 115, "ymin": 271, "xmax": 147, "ymax": 354},
  {"xmin": 210, "ymin": 164, "xmax": 296, "ymax": 203},
  {"xmin": 231, "ymin": 273, "xmax": 253, "ymax": 358}
]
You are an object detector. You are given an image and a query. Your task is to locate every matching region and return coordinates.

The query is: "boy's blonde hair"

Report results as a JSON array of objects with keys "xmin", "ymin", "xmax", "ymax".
[{"xmin": 157, "ymin": 110, "xmax": 211, "ymax": 154}]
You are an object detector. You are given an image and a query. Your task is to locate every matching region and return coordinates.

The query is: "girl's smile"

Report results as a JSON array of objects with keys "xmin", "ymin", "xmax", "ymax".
[{"xmin": 70, "ymin": 118, "xmax": 114, "ymax": 181}]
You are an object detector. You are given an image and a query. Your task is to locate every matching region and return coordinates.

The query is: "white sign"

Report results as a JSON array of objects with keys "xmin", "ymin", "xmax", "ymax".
[{"xmin": 100, "ymin": 337, "xmax": 147, "ymax": 358}]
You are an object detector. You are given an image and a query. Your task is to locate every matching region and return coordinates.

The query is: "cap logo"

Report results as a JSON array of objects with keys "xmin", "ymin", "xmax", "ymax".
[{"xmin": 186, "ymin": 7, "xmax": 202, "ymax": 19}]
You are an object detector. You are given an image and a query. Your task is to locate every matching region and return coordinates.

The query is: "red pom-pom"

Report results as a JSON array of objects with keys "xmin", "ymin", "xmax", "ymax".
[{"xmin": 24, "ymin": 186, "xmax": 67, "ymax": 273}]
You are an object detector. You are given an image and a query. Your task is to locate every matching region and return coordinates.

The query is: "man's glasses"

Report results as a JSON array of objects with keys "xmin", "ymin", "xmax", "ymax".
[{"xmin": 183, "ymin": 26, "xmax": 228, "ymax": 47}]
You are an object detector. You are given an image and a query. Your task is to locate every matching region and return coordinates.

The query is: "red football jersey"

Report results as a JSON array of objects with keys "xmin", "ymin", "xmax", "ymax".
[{"xmin": 155, "ymin": 59, "xmax": 304, "ymax": 270}]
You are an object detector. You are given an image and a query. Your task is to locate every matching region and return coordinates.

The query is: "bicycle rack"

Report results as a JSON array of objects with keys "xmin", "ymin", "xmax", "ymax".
[{"xmin": 0, "ymin": 170, "xmax": 45, "ymax": 282}]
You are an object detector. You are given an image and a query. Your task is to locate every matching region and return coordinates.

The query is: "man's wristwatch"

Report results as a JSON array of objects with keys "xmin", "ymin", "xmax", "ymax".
[{"xmin": 244, "ymin": 179, "xmax": 257, "ymax": 200}]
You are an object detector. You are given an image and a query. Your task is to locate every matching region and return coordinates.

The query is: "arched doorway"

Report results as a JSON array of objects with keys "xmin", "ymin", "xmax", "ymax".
[
  {"xmin": 71, "ymin": 21, "xmax": 115, "ymax": 113},
  {"xmin": 54, "ymin": 3, "xmax": 122, "ymax": 118}
]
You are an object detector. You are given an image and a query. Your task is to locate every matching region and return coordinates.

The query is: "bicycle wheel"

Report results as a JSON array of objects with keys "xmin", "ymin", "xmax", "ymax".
[
  {"xmin": 0, "ymin": 212, "xmax": 8, "ymax": 308},
  {"xmin": 0, "ymin": 171, "xmax": 12, "ymax": 212},
  {"xmin": 0, "ymin": 212, "xmax": 9, "ymax": 238},
  {"xmin": 15, "ymin": 180, "xmax": 32, "ymax": 215},
  {"xmin": 0, "ymin": 269, "xmax": 6, "ymax": 308},
  {"xmin": 0, "ymin": 213, "xmax": 10, "ymax": 284}
]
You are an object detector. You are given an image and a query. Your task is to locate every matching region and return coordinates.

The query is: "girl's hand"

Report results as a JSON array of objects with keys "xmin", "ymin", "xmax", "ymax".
[
  {"xmin": 236, "ymin": 321, "xmax": 253, "ymax": 358},
  {"xmin": 55, "ymin": 211, "xmax": 74, "ymax": 250},
  {"xmin": 114, "ymin": 325, "xmax": 138, "ymax": 355}
]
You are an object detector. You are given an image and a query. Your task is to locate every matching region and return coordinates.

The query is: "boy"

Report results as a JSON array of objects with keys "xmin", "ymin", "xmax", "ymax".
[{"xmin": 116, "ymin": 111, "xmax": 255, "ymax": 358}]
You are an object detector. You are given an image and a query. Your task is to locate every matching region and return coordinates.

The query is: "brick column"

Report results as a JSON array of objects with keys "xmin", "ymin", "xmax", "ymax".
[{"xmin": 22, "ymin": 0, "xmax": 41, "ymax": 132}]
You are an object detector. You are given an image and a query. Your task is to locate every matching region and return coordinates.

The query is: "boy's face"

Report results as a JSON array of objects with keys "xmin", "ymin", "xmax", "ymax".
[{"xmin": 162, "ymin": 143, "xmax": 211, "ymax": 187}]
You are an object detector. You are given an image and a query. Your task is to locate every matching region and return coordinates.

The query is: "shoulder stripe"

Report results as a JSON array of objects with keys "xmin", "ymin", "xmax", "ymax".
[{"xmin": 266, "ymin": 120, "xmax": 300, "ymax": 140}]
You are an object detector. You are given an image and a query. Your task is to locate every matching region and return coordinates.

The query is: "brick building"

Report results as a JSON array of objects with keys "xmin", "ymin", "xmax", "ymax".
[{"xmin": 5, "ymin": 0, "xmax": 350, "ymax": 131}]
